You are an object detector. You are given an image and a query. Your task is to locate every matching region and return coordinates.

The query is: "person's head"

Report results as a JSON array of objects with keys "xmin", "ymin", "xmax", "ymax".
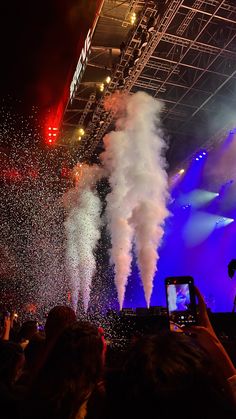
[
  {"xmin": 17, "ymin": 320, "xmax": 38, "ymax": 345},
  {"xmin": 44, "ymin": 305, "xmax": 76, "ymax": 344},
  {"xmin": 24, "ymin": 332, "xmax": 45, "ymax": 371},
  {"xmin": 119, "ymin": 332, "xmax": 234, "ymax": 418},
  {"xmin": 28, "ymin": 321, "xmax": 104, "ymax": 419},
  {"xmin": 0, "ymin": 340, "xmax": 25, "ymax": 385}
]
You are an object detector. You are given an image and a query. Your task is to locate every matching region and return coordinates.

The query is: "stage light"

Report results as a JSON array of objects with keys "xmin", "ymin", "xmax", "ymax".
[
  {"xmin": 194, "ymin": 149, "xmax": 207, "ymax": 160},
  {"xmin": 105, "ymin": 76, "xmax": 111, "ymax": 84},
  {"xmin": 178, "ymin": 189, "xmax": 220, "ymax": 209},
  {"xmin": 46, "ymin": 126, "xmax": 58, "ymax": 145},
  {"xmin": 179, "ymin": 169, "xmax": 185, "ymax": 175},
  {"xmin": 140, "ymin": 31, "xmax": 150, "ymax": 48},
  {"xmin": 215, "ymin": 217, "xmax": 234, "ymax": 228},
  {"xmin": 130, "ymin": 12, "xmax": 136, "ymax": 25},
  {"xmin": 78, "ymin": 128, "xmax": 85, "ymax": 136},
  {"xmin": 99, "ymin": 83, "xmax": 104, "ymax": 92},
  {"xmin": 123, "ymin": 67, "xmax": 130, "ymax": 79},
  {"xmin": 147, "ymin": 15, "xmax": 156, "ymax": 32},
  {"xmin": 118, "ymin": 79, "xmax": 125, "ymax": 88}
]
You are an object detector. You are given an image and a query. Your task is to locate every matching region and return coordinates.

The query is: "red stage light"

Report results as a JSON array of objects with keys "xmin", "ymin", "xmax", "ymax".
[{"xmin": 46, "ymin": 126, "xmax": 58, "ymax": 145}]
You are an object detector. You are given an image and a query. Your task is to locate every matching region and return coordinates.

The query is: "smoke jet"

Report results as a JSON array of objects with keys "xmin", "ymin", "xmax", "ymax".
[
  {"xmin": 102, "ymin": 92, "xmax": 169, "ymax": 308},
  {"xmin": 64, "ymin": 164, "xmax": 103, "ymax": 312}
]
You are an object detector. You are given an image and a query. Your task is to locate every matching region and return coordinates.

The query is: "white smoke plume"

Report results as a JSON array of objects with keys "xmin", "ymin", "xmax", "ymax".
[
  {"xmin": 64, "ymin": 164, "xmax": 103, "ymax": 312},
  {"xmin": 102, "ymin": 92, "xmax": 169, "ymax": 308}
]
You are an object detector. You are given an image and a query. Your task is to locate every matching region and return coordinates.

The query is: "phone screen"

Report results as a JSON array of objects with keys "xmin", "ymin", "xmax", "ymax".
[{"xmin": 165, "ymin": 277, "xmax": 197, "ymax": 326}]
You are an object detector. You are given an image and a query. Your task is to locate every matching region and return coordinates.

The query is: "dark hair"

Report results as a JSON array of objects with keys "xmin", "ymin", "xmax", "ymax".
[
  {"xmin": 17, "ymin": 320, "xmax": 38, "ymax": 342},
  {"xmin": 45, "ymin": 305, "xmax": 76, "ymax": 343},
  {"xmin": 114, "ymin": 332, "xmax": 235, "ymax": 419},
  {"xmin": 24, "ymin": 332, "xmax": 45, "ymax": 369},
  {"xmin": 25, "ymin": 321, "xmax": 104, "ymax": 419},
  {"xmin": 0, "ymin": 340, "xmax": 24, "ymax": 385}
]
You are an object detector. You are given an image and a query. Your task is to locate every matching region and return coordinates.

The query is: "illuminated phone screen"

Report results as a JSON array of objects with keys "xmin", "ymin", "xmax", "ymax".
[
  {"xmin": 165, "ymin": 278, "xmax": 197, "ymax": 326},
  {"xmin": 167, "ymin": 283, "xmax": 191, "ymax": 314}
]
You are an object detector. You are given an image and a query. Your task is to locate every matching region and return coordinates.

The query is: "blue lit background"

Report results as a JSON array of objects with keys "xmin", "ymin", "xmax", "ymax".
[{"xmin": 123, "ymin": 141, "xmax": 236, "ymax": 312}]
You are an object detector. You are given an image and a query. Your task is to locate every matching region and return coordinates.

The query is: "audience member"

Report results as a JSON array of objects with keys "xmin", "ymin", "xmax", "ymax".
[{"xmin": 22, "ymin": 321, "xmax": 105, "ymax": 419}]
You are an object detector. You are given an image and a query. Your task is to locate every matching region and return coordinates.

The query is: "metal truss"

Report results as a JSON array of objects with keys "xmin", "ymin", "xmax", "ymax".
[
  {"xmin": 60, "ymin": 0, "xmax": 236, "ymax": 168},
  {"xmin": 82, "ymin": 0, "xmax": 184, "ymax": 158}
]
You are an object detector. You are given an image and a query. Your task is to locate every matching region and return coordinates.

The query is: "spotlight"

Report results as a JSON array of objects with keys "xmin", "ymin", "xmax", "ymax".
[
  {"xmin": 179, "ymin": 169, "xmax": 185, "ymax": 175},
  {"xmin": 105, "ymin": 76, "xmax": 111, "ymax": 84},
  {"xmin": 196, "ymin": 158, "xmax": 199, "ymax": 161},
  {"xmin": 99, "ymin": 83, "xmax": 104, "ymax": 92},
  {"xmin": 78, "ymin": 128, "xmax": 85, "ymax": 136},
  {"xmin": 140, "ymin": 31, "xmax": 150, "ymax": 48},
  {"xmin": 133, "ymin": 49, "xmax": 141, "ymax": 64},
  {"xmin": 117, "ymin": 79, "xmax": 125, "ymax": 88},
  {"xmin": 130, "ymin": 12, "xmax": 136, "ymax": 25},
  {"xmin": 199, "ymin": 155, "xmax": 203, "ymax": 158},
  {"xmin": 147, "ymin": 15, "xmax": 156, "ymax": 32},
  {"xmin": 123, "ymin": 67, "xmax": 130, "ymax": 79}
]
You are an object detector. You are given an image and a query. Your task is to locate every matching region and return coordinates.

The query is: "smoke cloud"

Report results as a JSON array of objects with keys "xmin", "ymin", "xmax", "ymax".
[
  {"xmin": 102, "ymin": 92, "xmax": 169, "ymax": 308},
  {"xmin": 64, "ymin": 164, "xmax": 103, "ymax": 312}
]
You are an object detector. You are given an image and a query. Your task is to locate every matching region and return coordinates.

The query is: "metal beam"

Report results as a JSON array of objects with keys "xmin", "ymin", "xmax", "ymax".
[
  {"xmin": 147, "ymin": 56, "xmax": 236, "ymax": 79},
  {"xmin": 181, "ymin": 4, "xmax": 236, "ymax": 25},
  {"xmin": 162, "ymin": 31, "xmax": 236, "ymax": 121}
]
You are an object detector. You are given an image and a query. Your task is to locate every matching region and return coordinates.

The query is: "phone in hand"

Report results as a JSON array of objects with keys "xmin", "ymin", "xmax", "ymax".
[{"xmin": 165, "ymin": 276, "xmax": 198, "ymax": 327}]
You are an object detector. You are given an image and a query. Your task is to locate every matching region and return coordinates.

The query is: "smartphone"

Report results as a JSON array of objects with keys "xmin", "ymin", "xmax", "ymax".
[{"xmin": 165, "ymin": 276, "xmax": 197, "ymax": 327}]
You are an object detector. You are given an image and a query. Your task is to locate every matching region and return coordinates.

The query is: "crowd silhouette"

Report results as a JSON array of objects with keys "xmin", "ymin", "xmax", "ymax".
[{"xmin": 0, "ymin": 287, "xmax": 236, "ymax": 419}]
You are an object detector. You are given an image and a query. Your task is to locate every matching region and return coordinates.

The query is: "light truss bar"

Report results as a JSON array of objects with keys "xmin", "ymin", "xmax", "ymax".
[
  {"xmin": 163, "ymin": 32, "xmax": 236, "ymax": 121},
  {"xmin": 83, "ymin": 0, "xmax": 184, "ymax": 159},
  {"xmin": 147, "ymin": 56, "xmax": 236, "ymax": 79},
  {"xmin": 181, "ymin": 4, "xmax": 236, "ymax": 26},
  {"xmin": 135, "ymin": 75, "xmax": 212, "ymax": 95},
  {"xmin": 190, "ymin": 67, "xmax": 236, "ymax": 118},
  {"xmin": 153, "ymin": 1, "xmax": 233, "ymax": 101},
  {"xmin": 160, "ymin": 32, "xmax": 236, "ymax": 58},
  {"xmin": 78, "ymin": 93, "xmax": 96, "ymax": 127},
  {"xmin": 177, "ymin": 0, "xmax": 206, "ymax": 36}
]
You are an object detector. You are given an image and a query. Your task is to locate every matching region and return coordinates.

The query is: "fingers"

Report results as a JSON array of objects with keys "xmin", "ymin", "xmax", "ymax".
[{"xmin": 194, "ymin": 286, "xmax": 207, "ymax": 310}]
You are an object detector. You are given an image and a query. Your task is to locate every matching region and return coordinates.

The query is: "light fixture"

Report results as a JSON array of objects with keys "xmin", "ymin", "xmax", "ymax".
[
  {"xmin": 105, "ymin": 76, "xmax": 111, "ymax": 84},
  {"xmin": 179, "ymin": 169, "xmax": 185, "ymax": 175},
  {"xmin": 130, "ymin": 12, "xmax": 136, "ymax": 25},
  {"xmin": 99, "ymin": 83, "xmax": 104, "ymax": 92},
  {"xmin": 147, "ymin": 15, "xmax": 156, "ymax": 32},
  {"xmin": 78, "ymin": 128, "xmax": 85, "ymax": 136},
  {"xmin": 140, "ymin": 31, "xmax": 150, "ymax": 48}
]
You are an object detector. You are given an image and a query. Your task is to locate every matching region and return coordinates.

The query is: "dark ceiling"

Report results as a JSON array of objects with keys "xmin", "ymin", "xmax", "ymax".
[{"xmin": 59, "ymin": 0, "xmax": 236, "ymax": 170}]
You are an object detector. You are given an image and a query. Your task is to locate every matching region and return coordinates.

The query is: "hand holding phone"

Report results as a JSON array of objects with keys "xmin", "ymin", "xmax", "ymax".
[{"xmin": 165, "ymin": 276, "xmax": 198, "ymax": 327}]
